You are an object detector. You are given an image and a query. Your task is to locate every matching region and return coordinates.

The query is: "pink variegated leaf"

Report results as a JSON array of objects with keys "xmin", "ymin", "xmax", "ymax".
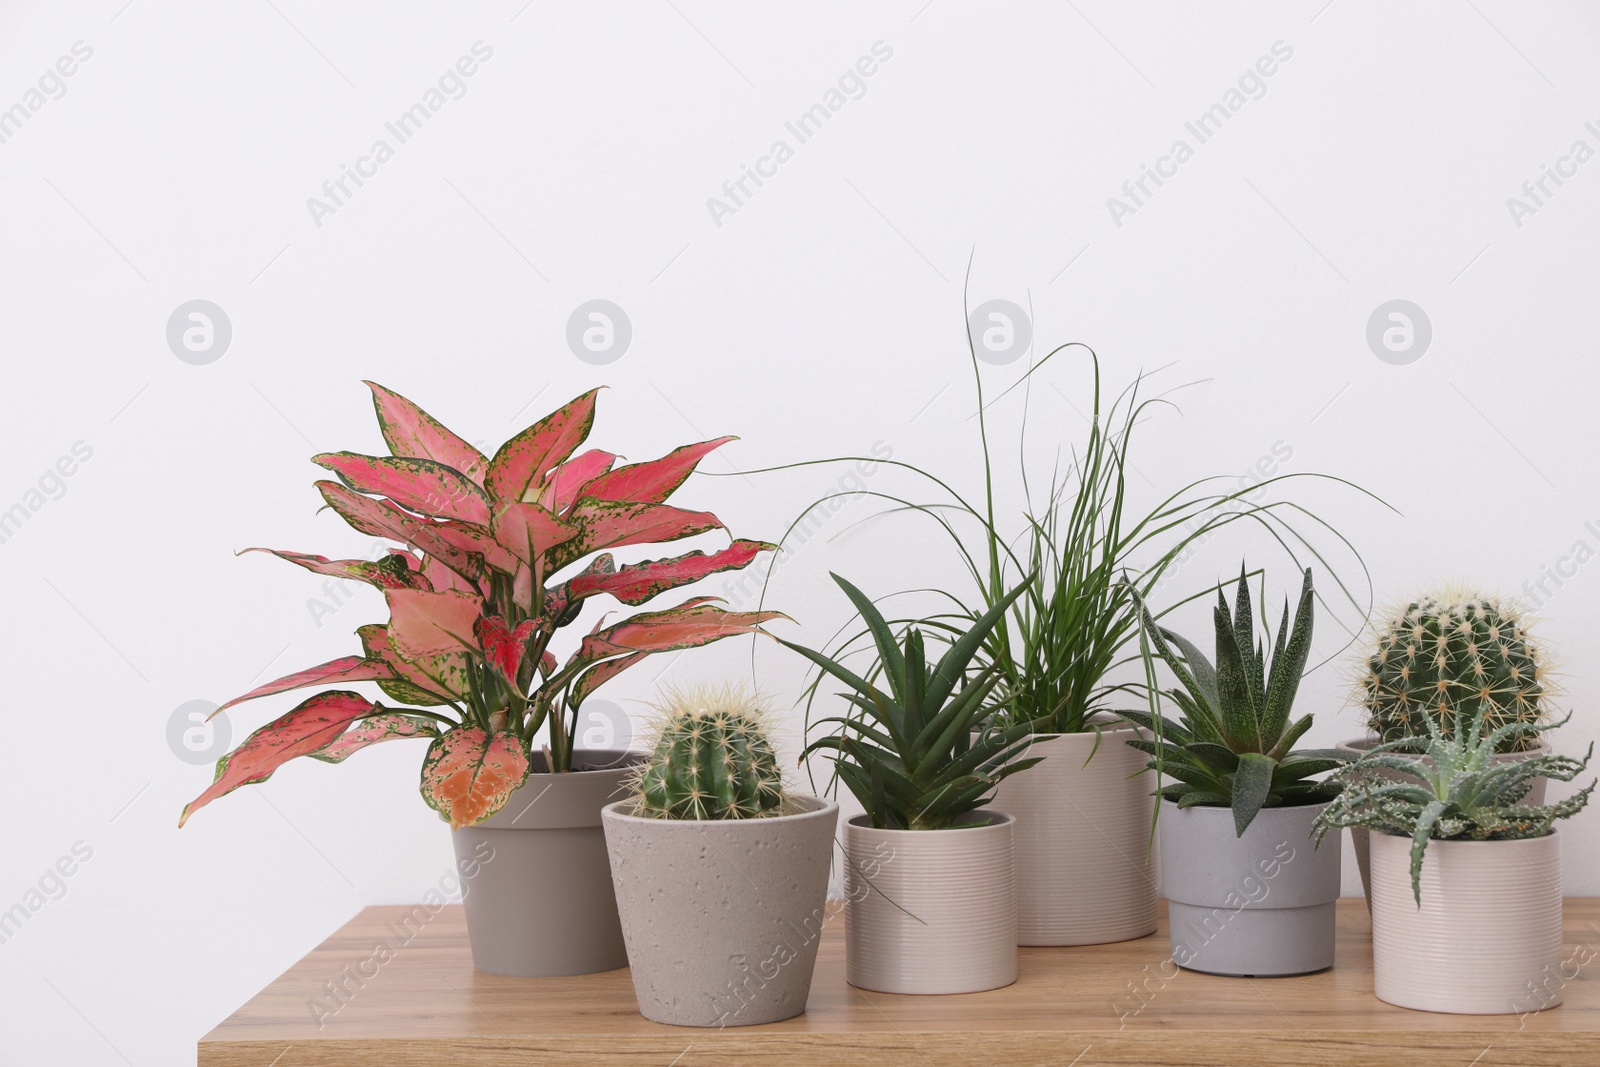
[
  {"xmin": 420, "ymin": 727, "xmax": 531, "ymax": 829},
  {"xmin": 554, "ymin": 598, "xmax": 782, "ymax": 687},
  {"xmin": 490, "ymin": 500, "xmax": 579, "ymax": 567},
  {"xmin": 579, "ymin": 437, "xmax": 735, "ymax": 505},
  {"xmin": 179, "ymin": 691, "xmax": 376, "ymax": 827},
  {"xmin": 238, "ymin": 548, "xmax": 430, "ymax": 590},
  {"xmin": 485, "ymin": 388, "xmax": 601, "ymax": 506},
  {"xmin": 548, "ymin": 500, "xmax": 723, "ymax": 571},
  {"xmin": 384, "ymin": 588, "xmax": 484, "ymax": 660},
  {"xmin": 366, "ymin": 381, "xmax": 489, "ymax": 485},
  {"xmin": 474, "ymin": 615, "xmax": 522, "ymax": 685},
  {"xmin": 310, "ymin": 713, "xmax": 439, "ymax": 764},
  {"xmin": 571, "ymin": 651, "xmax": 647, "ymax": 709},
  {"xmin": 565, "ymin": 539, "xmax": 774, "ymax": 606},
  {"xmin": 358, "ymin": 624, "xmax": 470, "ymax": 705},
  {"xmin": 213, "ymin": 655, "xmax": 395, "ymax": 716},
  {"xmin": 313, "ymin": 452, "xmax": 492, "ymax": 525},
  {"xmin": 422, "ymin": 554, "xmax": 475, "ymax": 595},
  {"xmin": 317, "ymin": 481, "xmax": 481, "ymax": 581},
  {"xmin": 430, "ymin": 519, "xmax": 518, "ymax": 574},
  {"xmin": 541, "ymin": 449, "xmax": 617, "ymax": 513},
  {"xmin": 539, "ymin": 651, "xmax": 556, "ymax": 678}
]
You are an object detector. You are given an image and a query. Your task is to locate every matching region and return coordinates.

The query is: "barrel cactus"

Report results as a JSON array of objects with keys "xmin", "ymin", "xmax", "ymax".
[
  {"xmin": 632, "ymin": 687, "xmax": 785, "ymax": 820},
  {"xmin": 1359, "ymin": 593, "xmax": 1551, "ymax": 754}
]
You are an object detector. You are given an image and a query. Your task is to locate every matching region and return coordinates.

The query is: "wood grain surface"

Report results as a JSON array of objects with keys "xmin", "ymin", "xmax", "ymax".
[{"xmin": 199, "ymin": 898, "xmax": 1600, "ymax": 1066}]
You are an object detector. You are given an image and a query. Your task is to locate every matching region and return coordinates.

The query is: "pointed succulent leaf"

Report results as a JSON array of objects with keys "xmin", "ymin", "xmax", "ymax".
[
  {"xmin": 827, "ymin": 573, "xmax": 908, "ymax": 707},
  {"xmin": 365, "ymin": 381, "xmax": 488, "ymax": 484},
  {"xmin": 419, "ymin": 727, "xmax": 531, "ymax": 829},
  {"xmin": 1157, "ymin": 626, "xmax": 1220, "ymax": 712},
  {"xmin": 310, "ymin": 713, "xmax": 439, "ymax": 764},
  {"xmin": 1262, "ymin": 568, "xmax": 1315, "ymax": 742},
  {"xmin": 486, "ymin": 388, "xmax": 600, "ymax": 505},
  {"xmin": 179, "ymin": 691, "xmax": 375, "ymax": 826},
  {"xmin": 213, "ymin": 655, "xmax": 394, "ymax": 716},
  {"xmin": 1230, "ymin": 752, "xmax": 1277, "ymax": 836},
  {"xmin": 925, "ymin": 579, "xmax": 1032, "ymax": 714},
  {"xmin": 1212, "ymin": 603, "xmax": 1263, "ymax": 752},
  {"xmin": 579, "ymin": 436, "xmax": 735, "ymax": 504}
]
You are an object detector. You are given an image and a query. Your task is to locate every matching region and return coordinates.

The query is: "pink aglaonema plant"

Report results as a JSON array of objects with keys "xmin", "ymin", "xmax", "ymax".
[{"xmin": 180, "ymin": 384, "xmax": 783, "ymax": 830}]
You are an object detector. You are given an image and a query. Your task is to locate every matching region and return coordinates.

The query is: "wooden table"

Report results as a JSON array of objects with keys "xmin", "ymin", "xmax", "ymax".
[{"xmin": 201, "ymin": 899, "xmax": 1600, "ymax": 1066}]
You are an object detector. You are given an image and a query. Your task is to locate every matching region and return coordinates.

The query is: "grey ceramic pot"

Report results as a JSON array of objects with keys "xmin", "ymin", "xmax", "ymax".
[
  {"xmin": 1335, "ymin": 735, "xmax": 1550, "ymax": 905},
  {"xmin": 843, "ymin": 811, "xmax": 1017, "ymax": 994},
  {"xmin": 1160, "ymin": 800, "xmax": 1340, "ymax": 977},
  {"xmin": 602, "ymin": 795, "xmax": 839, "ymax": 1027},
  {"xmin": 451, "ymin": 749, "xmax": 640, "ymax": 976}
]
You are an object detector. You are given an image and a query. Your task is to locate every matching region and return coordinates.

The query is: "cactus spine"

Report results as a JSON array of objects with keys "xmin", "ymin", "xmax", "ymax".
[
  {"xmin": 1360, "ymin": 593, "xmax": 1550, "ymax": 753},
  {"xmin": 633, "ymin": 687, "xmax": 785, "ymax": 820}
]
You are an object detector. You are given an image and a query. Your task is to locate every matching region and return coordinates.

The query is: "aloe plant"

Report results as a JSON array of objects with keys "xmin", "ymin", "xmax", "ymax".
[
  {"xmin": 1120, "ymin": 565, "xmax": 1344, "ymax": 836},
  {"xmin": 181, "ymin": 384, "xmax": 782, "ymax": 829},
  {"xmin": 1314, "ymin": 707, "xmax": 1594, "ymax": 904},
  {"xmin": 782, "ymin": 573, "xmax": 1041, "ymax": 831}
]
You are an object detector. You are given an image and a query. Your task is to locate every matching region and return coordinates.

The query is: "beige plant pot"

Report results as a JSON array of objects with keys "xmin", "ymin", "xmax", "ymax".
[
  {"xmin": 1337, "ymin": 735, "xmax": 1550, "ymax": 906},
  {"xmin": 1370, "ymin": 829, "xmax": 1564, "ymax": 1014},
  {"xmin": 843, "ymin": 812, "xmax": 1016, "ymax": 994},
  {"xmin": 988, "ymin": 724, "xmax": 1157, "ymax": 945}
]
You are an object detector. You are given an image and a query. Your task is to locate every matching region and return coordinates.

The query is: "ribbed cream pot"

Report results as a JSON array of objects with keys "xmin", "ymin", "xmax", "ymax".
[
  {"xmin": 988, "ymin": 721, "xmax": 1158, "ymax": 945},
  {"xmin": 842, "ymin": 812, "xmax": 1017, "ymax": 994},
  {"xmin": 1369, "ymin": 829, "xmax": 1564, "ymax": 1014}
]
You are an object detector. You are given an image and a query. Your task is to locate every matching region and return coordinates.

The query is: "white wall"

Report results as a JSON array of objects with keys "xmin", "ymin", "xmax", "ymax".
[{"xmin": 3, "ymin": 1, "xmax": 1598, "ymax": 1062}]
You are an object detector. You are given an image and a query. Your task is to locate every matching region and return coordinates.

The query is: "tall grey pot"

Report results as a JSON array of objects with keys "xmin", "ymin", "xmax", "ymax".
[
  {"xmin": 1335, "ymin": 735, "xmax": 1549, "ymax": 906},
  {"xmin": 1160, "ymin": 800, "xmax": 1341, "ymax": 977},
  {"xmin": 602, "ymin": 796, "xmax": 839, "ymax": 1027},
  {"xmin": 451, "ymin": 749, "xmax": 639, "ymax": 977}
]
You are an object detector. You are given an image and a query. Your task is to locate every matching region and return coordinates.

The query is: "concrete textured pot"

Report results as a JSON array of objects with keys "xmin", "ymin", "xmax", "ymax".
[
  {"xmin": 451, "ymin": 749, "xmax": 640, "ymax": 976},
  {"xmin": 1336, "ymin": 735, "xmax": 1550, "ymax": 906},
  {"xmin": 989, "ymin": 723, "xmax": 1157, "ymax": 946},
  {"xmin": 1160, "ymin": 800, "xmax": 1341, "ymax": 977},
  {"xmin": 1370, "ymin": 829, "xmax": 1563, "ymax": 1014},
  {"xmin": 843, "ymin": 812, "xmax": 1016, "ymax": 994},
  {"xmin": 602, "ymin": 795, "xmax": 839, "ymax": 1027}
]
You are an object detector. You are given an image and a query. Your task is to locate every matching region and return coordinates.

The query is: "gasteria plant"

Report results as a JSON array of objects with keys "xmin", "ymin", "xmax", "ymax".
[
  {"xmin": 1120, "ymin": 565, "xmax": 1345, "ymax": 836},
  {"xmin": 628, "ymin": 686, "xmax": 786, "ymax": 820},
  {"xmin": 1314, "ymin": 706, "xmax": 1594, "ymax": 903},
  {"xmin": 782, "ymin": 573, "xmax": 1041, "ymax": 831},
  {"xmin": 180, "ymin": 384, "xmax": 783, "ymax": 830},
  {"xmin": 1359, "ymin": 592, "xmax": 1552, "ymax": 754}
]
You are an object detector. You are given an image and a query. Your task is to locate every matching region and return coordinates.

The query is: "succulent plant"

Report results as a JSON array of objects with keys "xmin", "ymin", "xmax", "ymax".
[
  {"xmin": 1314, "ymin": 704, "xmax": 1594, "ymax": 904},
  {"xmin": 181, "ymin": 384, "xmax": 785, "ymax": 830},
  {"xmin": 629, "ymin": 686, "xmax": 786, "ymax": 820},
  {"xmin": 1120, "ymin": 565, "xmax": 1345, "ymax": 836},
  {"xmin": 783, "ymin": 573, "xmax": 1042, "ymax": 831},
  {"xmin": 1360, "ymin": 593, "xmax": 1551, "ymax": 754}
]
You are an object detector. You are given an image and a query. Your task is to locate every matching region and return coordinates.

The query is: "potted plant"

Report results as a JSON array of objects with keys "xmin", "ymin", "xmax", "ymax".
[
  {"xmin": 1338, "ymin": 592, "xmax": 1556, "ymax": 902},
  {"xmin": 780, "ymin": 573, "xmax": 1040, "ymax": 995},
  {"xmin": 179, "ymin": 382, "xmax": 782, "ymax": 976},
  {"xmin": 1121, "ymin": 565, "xmax": 1346, "ymax": 977},
  {"xmin": 1315, "ymin": 707, "xmax": 1593, "ymax": 1014},
  {"xmin": 601, "ymin": 685, "xmax": 837, "ymax": 1027}
]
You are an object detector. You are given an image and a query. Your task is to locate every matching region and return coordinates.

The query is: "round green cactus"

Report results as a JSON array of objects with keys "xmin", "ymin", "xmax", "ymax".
[
  {"xmin": 633, "ymin": 687, "xmax": 785, "ymax": 820},
  {"xmin": 1360, "ymin": 594, "xmax": 1551, "ymax": 753}
]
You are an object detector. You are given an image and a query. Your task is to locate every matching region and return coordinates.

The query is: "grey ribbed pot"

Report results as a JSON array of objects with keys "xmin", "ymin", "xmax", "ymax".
[
  {"xmin": 451, "ymin": 749, "xmax": 640, "ymax": 977},
  {"xmin": 843, "ymin": 812, "xmax": 1017, "ymax": 994},
  {"xmin": 602, "ymin": 795, "xmax": 838, "ymax": 1027},
  {"xmin": 1335, "ymin": 735, "xmax": 1550, "ymax": 906},
  {"xmin": 1160, "ymin": 800, "xmax": 1340, "ymax": 977},
  {"xmin": 988, "ymin": 721, "xmax": 1158, "ymax": 946}
]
